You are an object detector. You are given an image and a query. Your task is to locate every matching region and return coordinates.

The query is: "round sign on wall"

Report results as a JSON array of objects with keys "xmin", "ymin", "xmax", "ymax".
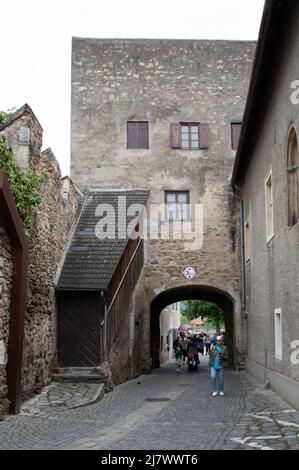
[{"xmin": 182, "ymin": 266, "xmax": 196, "ymax": 280}]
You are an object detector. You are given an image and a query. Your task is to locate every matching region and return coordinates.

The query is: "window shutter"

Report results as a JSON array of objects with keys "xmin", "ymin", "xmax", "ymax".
[
  {"xmin": 127, "ymin": 122, "xmax": 138, "ymax": 148},
  {"xmin": 139, "ymin": 122, "xmax": 149, "ymax": 148},
  {"xmin": 128, "ymin": 122, "xmax": 148, "ymax": 148},
  {"xmin": 199, "ymin": 123, "xmax": 209, "ymax": 149},
  {"xmin": 231, "ymin": 123, "xmax": 242, "ymax": 150},
  {"xmin": 171, "ymin": 123, "xmax": 181, "ymax": 148}
]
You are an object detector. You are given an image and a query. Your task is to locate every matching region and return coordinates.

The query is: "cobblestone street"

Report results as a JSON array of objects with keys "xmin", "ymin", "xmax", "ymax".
[{"xmin": 0, "ymin": 357, "xmax": 298, "ymax": 450}]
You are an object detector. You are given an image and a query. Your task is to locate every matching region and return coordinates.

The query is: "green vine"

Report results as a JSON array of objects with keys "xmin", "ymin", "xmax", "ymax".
[
  {"xmin": 0, "ymin": 108, "xmax": 16, "ymax": 126},
  {"xmin": 0, "ymin": 137, "xmax": 43, "ymax": 236}
]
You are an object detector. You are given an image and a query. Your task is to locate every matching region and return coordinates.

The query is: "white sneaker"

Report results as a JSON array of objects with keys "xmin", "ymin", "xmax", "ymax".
[
  {"xmin": 212, "ymin": 392, "xmax": 218, "ymax": 397},
  {"xmin": 220, "ymin": 391, "xmax": 225, "ymax": 396}
]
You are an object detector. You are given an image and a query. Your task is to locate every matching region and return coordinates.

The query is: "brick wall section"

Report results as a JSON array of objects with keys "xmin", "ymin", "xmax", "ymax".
[
  {"xmin": 108, "ymin": 317, "xmax": 134, "ymax": 385},
  {"xmin": 0, "ymin": 225, "xmax": 13, "ymax": 419},
  {"xmin": 106, "ymin": 275, "xmax": 149, "ymax": 385}
]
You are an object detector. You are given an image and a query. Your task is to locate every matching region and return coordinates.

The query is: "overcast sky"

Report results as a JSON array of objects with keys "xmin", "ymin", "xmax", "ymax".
[{"xmin": 1, "ymin": 0, "xmax": 264, "ymax": 176}]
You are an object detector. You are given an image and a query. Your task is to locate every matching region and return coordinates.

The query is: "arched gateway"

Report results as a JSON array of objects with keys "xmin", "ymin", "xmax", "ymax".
[{"xmin": 150, "ymin": 285, "xmax": 235, "ymax": 369}]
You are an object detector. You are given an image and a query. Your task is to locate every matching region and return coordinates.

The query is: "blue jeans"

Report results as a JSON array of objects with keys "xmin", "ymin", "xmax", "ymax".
[{"xmin": 211, "ymin": 367, "xmax": 224, "ymax": 392}]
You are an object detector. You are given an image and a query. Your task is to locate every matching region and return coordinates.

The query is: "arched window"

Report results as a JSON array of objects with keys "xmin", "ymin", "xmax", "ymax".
[{"xmin": 287, "ymin": 128, "xmax": 298, "ymax": 227}]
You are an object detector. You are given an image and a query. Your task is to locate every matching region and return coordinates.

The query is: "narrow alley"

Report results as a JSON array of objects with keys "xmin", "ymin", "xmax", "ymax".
[{"xmin": 0, "ymin": 358, "xmax": 298, "ymax": 450}]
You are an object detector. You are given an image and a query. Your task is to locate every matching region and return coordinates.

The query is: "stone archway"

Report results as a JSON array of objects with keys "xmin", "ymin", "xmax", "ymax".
[{"xmin": 150, "ymin": 285, "xmax": 235, "ymax": 369}]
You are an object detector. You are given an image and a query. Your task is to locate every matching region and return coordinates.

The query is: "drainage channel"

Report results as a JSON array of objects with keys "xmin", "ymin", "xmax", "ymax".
[{"xmin": 144, "ymin": 398, "xmax": 172, "ymax": 403}]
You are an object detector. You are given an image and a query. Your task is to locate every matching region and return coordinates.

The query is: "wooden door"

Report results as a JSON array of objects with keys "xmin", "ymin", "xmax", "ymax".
[{"xmin": 57, "ymin": 291, "xmax": 103, "ymax": 367}]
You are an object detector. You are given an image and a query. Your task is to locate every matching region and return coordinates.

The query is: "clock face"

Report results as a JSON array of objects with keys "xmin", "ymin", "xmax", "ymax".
[{"xmin": 182, "ymin": 266, "xmax": 196, "ymax": 280}]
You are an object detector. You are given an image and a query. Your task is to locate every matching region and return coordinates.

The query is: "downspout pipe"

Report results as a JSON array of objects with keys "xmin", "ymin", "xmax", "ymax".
[
  {"xmin": 0, "ymin": 170, "xmax": 28, "ymax": 414},
  {"xmin": 239, "ymin": 200, "xmax": 246, "ymax": 309},
  {"xmin": 231, "ymin": 185, "xmax": 246, "ymax": 309}
]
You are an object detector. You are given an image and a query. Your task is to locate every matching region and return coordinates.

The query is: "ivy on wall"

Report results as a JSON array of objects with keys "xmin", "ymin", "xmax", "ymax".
[
  {"xmin": 0, "ymin": 108, "xmax": 16, "ymax": 126},
  {"xmin": 0, "ymin": 137, "xmax": 43, "ymax": 236}
]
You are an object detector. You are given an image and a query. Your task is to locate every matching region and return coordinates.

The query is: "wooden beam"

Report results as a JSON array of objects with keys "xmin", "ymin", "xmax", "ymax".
[{"xmin": 0, "ymin": 170, "xmax": 28, "ymax": 414}]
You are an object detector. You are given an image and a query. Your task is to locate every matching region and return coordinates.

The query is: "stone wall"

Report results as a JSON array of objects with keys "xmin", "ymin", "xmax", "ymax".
[
  {"xmin": 160, "ymin": 304, "xmax": 180, "ymax": 363},
  {"xmin": 108, "ymin": 310, "xmax": 134, "ymax": 385},
  {"xmin": 71, "ymin": 39, "xmax": 255, "ymax": 369},
  {"xmin": 71, "ymin": 39, "xmax": 255, "ymax": 192},
  {"xmin": 108, "ymin": 260, "xmax": 147, "ymax": 385},
  {"xmin": 0, "ymin": 225, "xmax": 13, "ymax": 419},
  {"xmin": 0, "ymin": 107, "xmax": 81, "ymax": 414},
  {"xmin": 21, "ymin": 149, "xmax": 79, "ymax": 400}
]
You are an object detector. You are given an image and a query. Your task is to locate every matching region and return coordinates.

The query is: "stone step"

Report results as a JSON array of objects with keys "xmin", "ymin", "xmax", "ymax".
[{"xmin": 52, "ymin": 367, "xmax": 107, "ymax": 384}]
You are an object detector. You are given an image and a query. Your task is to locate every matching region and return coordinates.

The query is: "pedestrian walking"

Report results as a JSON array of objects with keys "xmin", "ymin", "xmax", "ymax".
[
  {"xmin": 181, "ymin": 334, "xmax": 188, "ymax": 362},
  {"xmin": 209, "ymin": 335, "xmax": 228, "ymax": 396},
  {"xmin": 197, "ymin": 334, "xmax": 204, "ymax": 355},
  {"xmin": 205, "ymin": 335, "xmax": 211, "ymax": 355},
  {"xmin": 173, "ymin": 336, "xmax": 184, "ymax": 373}
]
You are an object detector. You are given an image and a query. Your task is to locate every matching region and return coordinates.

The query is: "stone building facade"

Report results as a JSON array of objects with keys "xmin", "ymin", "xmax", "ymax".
[
  {"xmin": 1, "ymin": 105, "xmax": 43, "ymax": 171},
  {"xmin": 71, "ymin": 39, "xmax": 256, "ymax": 370},
  {"xmin": 232, "ymin": 0, "xmax": 299, "ymax": 409},
  {"xmin": 0, "ymin": 105, "xmax": 80, "ymax": 417}
]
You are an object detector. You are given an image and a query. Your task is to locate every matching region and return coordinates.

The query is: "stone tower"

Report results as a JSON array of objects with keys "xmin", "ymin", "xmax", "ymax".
[{"xmin": 71, "ymin": 38, "xmax": 256, "ymax": 369}]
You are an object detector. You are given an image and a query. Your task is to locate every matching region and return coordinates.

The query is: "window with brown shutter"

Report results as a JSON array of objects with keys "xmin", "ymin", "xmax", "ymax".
[
  {"xmin": 231, "ymin": 123, "xmax": 242, "ymax": 150},
  {"xmin": 170, "ymin": 123, "xmax": 209, "ymax": 149},
  {"xmin": 171, "ymin": 123, "xmax": 181, "ymax": 148},
  {"xmin": 199, "ymin": 123, "xmax": 209, "ymax": 149},
  {"xmin": 127, "ymin": 122, "xmax": 149, "ymax": 149}
]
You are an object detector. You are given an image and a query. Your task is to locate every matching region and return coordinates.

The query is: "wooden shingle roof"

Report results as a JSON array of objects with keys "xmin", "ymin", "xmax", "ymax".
[{"xmin": 57, "ymin": 190, "xmax": 149, "ymax": 291}]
